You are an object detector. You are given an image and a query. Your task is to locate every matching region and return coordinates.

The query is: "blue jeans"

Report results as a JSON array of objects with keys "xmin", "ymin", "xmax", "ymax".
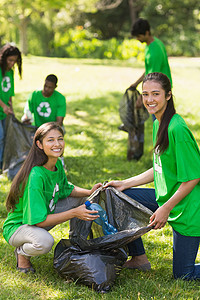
[
  {"xmin": 124, "ymin": 188, "xmax": 158, "ymax": 256},
  {"xmin": 0, "ymin": 118, "xmax": 6, "ymax": 168},
  {"xmin": 173, "ymin": 229, "xmax": 200, "ymax": 280},
  {"xmin": 124, "ymin": 188, "xmax": 200, "ymax": 280}
]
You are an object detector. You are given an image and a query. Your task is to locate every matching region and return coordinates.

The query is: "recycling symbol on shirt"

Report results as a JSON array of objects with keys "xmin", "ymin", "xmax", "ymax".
[
  {"xmin": 49, "ymin": 183, "xmax": 59, "ymax": 212},
  {"xmin": 37, "ymin": 102, "xmax": 52, "ymax": 117},
  {"xmin": 1, "ymin": 76, "xmax": 11, "ymax": 92}
]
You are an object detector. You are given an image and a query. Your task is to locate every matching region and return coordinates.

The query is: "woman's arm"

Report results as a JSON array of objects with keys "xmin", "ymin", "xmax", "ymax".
[
  {"xmin": 70, "ymin": 183, "xmax": 102, "ymax": 197},
  {"xmin": 149, "ymin": 178, "xmax": 200, "ymax": 229},
  {"xmin": 36, "ymin": 182, "xmax": 102, "ymax": 228},
  {"xmin": 105, "ymin": 168, "xmax": 154, "ymax": 191},
  {"xmin": 36, "ymin": 204, "xmax": 99, "ymax": 228}
]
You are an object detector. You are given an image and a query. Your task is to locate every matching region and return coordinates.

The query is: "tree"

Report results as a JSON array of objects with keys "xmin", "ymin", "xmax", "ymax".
[{"xmin": 0, "ymin": 0, "xmax": 66, "ymax": 54}]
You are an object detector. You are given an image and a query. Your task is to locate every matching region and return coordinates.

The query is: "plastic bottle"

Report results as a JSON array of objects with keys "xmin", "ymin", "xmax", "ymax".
[{"xmin": 85, "ymin": 200, "xmax": 118, "ymax": 235}]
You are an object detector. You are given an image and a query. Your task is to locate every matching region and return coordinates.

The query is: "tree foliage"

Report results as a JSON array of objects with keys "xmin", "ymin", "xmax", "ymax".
[{"xmin": 0, "ymin": 0, "xmax": 199, "ymax": 57}]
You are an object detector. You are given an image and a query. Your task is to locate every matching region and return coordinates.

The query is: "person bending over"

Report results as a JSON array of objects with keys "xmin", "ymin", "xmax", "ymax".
[
  {"xmin": 0, "ymin": 43, "xmax": 22, "ymax": 170},
  {"xmin": 22, "ymin": 74, "xmax": 66, "ymax": 127}
]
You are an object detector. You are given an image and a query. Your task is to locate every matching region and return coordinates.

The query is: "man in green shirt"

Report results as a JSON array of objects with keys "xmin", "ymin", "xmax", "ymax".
[
  {"xmin": 22, "ymin": 74, "xmax": 66, "ymax": 127},
  {"xmin": 130, "ymin": 18, "xmax": 172, "ymax": 90},
  {"xmin": 118, "ymin": 19, "xmax": 173, "ymax": 158}
]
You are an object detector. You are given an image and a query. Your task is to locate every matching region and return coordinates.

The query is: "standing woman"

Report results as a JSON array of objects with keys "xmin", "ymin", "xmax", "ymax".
[
  {"xmin": 0, "ymin": 43, "xmax": 22, "ymax": 170},
  {"xmin": 106, "ymin": 72, "xmax": 200, "ymax": 280},
  {"xmin": 3, "ymin": 122, "xmax": 102, "ymax": 273}
]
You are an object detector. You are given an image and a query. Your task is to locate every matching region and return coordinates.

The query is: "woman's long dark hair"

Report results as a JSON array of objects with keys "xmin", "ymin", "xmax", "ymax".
[
  {"xmin": 0, "ymin": 43, "xmax": 22, "ymax": 78},
  {"xmin": 6, "ymin": 122, "xmax": 64, "ymax": 212},
  {"xmin": 143, "ymin": 72, "xmax": 176, "ymax": 154}
]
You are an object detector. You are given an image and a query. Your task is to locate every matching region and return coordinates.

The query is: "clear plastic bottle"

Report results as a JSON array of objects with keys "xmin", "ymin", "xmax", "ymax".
[{"xmin": 85, "ymin": 200, "xmax": 118, "ymax": 235}]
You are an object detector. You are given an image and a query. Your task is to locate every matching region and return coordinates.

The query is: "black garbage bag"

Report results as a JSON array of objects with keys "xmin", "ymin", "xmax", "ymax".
[
  {"xmin": 54, "ymin": 239, "xmax": 127, "ymax": 293},
  {"xmin": 119, "ymin": 87, "xmax": 149, "ymax": 160},
  {"xmin": 54, "ymin": 186, "xmax": 153, "ymax": 292},
  {"xmin": 2, "ymin": 115, "xmax": 37, "ymax": 180}
]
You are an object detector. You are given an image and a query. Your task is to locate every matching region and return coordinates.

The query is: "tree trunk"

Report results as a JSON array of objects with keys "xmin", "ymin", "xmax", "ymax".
[
  {"xmin": 128, "ymin": 0, "xmax": 143, "ymax": 26},
  {"xmin": 19, "ymin": 17, "xmax": 29, "ymax": 55}
]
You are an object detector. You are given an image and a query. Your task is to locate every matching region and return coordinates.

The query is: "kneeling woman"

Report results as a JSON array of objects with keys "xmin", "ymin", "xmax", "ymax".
[
  {"xmin": 3, "ymin": 122, "xmax": 102, "ymax": 273},
  {"xmin": 106, "ymin": 72, "xmax": 200, "ymax": 280}
]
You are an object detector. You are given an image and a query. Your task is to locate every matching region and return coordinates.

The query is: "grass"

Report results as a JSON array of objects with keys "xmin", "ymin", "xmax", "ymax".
[{"xmin": 0, "ymin": 56, "xmax": 200, "ymax": 299}]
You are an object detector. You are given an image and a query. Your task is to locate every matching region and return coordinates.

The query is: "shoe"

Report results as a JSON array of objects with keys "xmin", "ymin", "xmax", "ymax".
[
  {"xmin": 123, "ymin": 261, "xmax": 151, "ymax": 271},
  {"xmin": 14, "ymin": 248, "xmax": 35, "ymax": 274},
  {"xmin": 118, "ymin": 124, "xmax": 128, "ymax": 132}
]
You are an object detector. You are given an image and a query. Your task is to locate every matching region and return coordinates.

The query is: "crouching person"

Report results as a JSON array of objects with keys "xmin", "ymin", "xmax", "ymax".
[{"xmin": 3, "ymin": 122, "xmax": 102, "ymax": 273}]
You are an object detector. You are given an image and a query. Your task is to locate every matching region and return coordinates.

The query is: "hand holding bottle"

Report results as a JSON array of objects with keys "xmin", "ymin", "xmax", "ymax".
[
  {"xmin": 85, "ymin": 201, "xmax": 118, "ymax": 235},
  {"xmin": 73, "ymin": 204, "xmax": 99, "ymax": 221}
]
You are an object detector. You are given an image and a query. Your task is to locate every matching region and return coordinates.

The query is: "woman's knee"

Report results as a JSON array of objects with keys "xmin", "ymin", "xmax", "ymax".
[{"xmin": 33, "ymin": 233, "xmax": 54, "ymax": 255}]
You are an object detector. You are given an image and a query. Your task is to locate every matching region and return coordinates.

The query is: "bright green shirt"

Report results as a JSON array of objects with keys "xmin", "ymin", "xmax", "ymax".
[
  {"xmin": 153, "ymin": 114, "xmax": 200, "ymax": 236},
  {"xmin": 3, "ymin": 159, "xmax": 74, "ymax": 243},
  {"xmin": 0, "ymin": 68, "xmax": 14, "ymax": 120},
  {"xmin": 27, "ymin": 89, "xmax": 66, "ymax": 127},
  {"xmin": 145, "ymin": 37, "xmax": 172, "ymax": 87}
]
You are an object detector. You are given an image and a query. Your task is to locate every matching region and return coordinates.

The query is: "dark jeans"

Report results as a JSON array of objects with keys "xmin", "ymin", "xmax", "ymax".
[
  {"xmin": 124, "ymin": 188, "xmax": 200, "ymax": 280},
  {"xmin": 123, "ymin": 188, "xmax": 158, "ymax": 256}
]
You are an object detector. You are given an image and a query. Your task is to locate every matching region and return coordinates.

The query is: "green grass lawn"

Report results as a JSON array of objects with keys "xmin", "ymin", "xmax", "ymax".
[{"xmin": 0, "ymin": 56, "xmax": 200, "ymax": 299}]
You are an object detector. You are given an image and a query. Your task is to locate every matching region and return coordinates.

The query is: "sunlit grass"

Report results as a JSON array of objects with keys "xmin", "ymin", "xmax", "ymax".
[{"xmin": 0, "ymin": 56, "xmax": 200, "ymax": 299}]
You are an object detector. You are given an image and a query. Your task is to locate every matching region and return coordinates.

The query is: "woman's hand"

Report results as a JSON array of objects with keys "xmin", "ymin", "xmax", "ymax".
[
  {"xmin": 3, "ymin": 105, "xmax": 13, "ymax": 115},
  {"xmin": 73, "ymin": 204, "xmax": 99, "ymax": 221},
  {"xmin": 104, "ymin": 180, "xmax": 124, "ymax": 191},
  {"xmin": 90, "ymin": 182, "xmax": 102, "ymax": 194},
  {"xmin": 148, "ymin": 206, "xmax": 170, "ymax": 230}
]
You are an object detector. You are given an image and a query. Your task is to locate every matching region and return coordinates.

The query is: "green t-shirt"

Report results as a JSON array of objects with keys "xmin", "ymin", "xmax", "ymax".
[
  {"xmin": 145, "ymin": 37, "xmax": 172, "ymax": 87},
  {"xmin": 27, "ymin": 89, "xmax": 66, "ymax": 127},
  {"xmin": 153, "ymin": 114, "xmax": 200, "ymax": 236},
  {"xmin": 3, "ymin": 159, "xmax": 74, "ymax": 243},
  {"xmin": 0, "ymin": 68, "xmax": 14, "ymax": 120}
]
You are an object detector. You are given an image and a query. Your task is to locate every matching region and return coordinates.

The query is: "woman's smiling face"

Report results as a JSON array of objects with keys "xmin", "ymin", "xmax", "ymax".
[
  {"xmin": 36, "ymin": 129, "xmax": 65, "ymax": 159},
  {"xmin": 142, "ymin": 80, "xmax": 171, "ymax": 122}
]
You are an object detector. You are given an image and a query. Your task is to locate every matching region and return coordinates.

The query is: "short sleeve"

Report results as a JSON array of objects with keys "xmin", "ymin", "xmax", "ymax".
[
  {"xmin": 57, "ymin": 94, "xmax": 66, "ymax": 117},
  {"xmin": 174, "ymin": 125, "xmax": 200, "ymax": 182}
]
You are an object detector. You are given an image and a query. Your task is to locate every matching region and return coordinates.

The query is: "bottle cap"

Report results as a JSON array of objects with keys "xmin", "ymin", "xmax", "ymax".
[{"xmin": 85, "ymin": 200, "xmax": 91, "ymax": 207}]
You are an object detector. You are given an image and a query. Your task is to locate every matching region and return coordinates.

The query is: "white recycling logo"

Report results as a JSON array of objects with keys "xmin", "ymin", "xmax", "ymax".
[
  {"xmin": 2, "ymin": 76, "xmax": 11, "ymax": 92},
  {"xmin": 37, "ymin": 102, "xmax": 52, "ymax": 117}
]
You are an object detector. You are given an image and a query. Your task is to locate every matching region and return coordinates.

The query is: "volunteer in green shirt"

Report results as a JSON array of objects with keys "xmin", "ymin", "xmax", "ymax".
[
  {"xmin": 0, "ymin": 44, "xmax": 22, "ymax": 170},
  {"xmin": 3, "ymin": 122, "xmax": 102, "ymax": 274},
  {"xmin": 130, "ymin": 18, "xmax": 172, "ymax": 89},
  {"xmin": 22, "ymin": 74, "xmax": 66, "ymax": 127},
  {"xmin": 105, "ymin": 72, "xmax": 200, "ymax": 280}
]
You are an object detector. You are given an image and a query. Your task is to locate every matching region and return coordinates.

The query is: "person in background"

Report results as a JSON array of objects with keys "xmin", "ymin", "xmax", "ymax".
[
  {"xmin": 0, "ymin": 43, "xmax": 22, "ymax": 170},
  {"xmin": 130, "ymin": 18, "xmax": 172, "ymax": 91},
  {"xmin": 22, "ymin": 74, "xmax": 66, "ymax": 127},
  {"xmin": 106, "ymin": 72, "xmax": 200, "ymax": 280},
  {"xmin": 3, "ymin": 122, "xmax": 102, "ymax": 274}
]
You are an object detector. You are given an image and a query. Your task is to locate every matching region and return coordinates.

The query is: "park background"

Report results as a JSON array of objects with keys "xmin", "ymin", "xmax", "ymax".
[{"xmin": 0, "ymin": 1, "xmax": 200, "ymax": 299}]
